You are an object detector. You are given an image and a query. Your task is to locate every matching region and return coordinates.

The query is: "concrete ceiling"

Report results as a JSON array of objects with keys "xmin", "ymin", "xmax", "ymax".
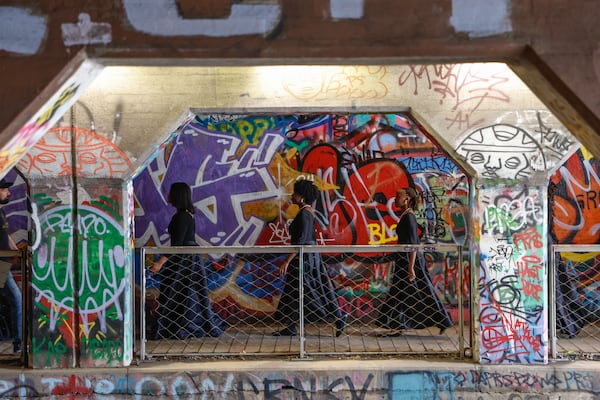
[{"xmin": 15, "ymin": 61, "xmax": 579, "ymax": 183}]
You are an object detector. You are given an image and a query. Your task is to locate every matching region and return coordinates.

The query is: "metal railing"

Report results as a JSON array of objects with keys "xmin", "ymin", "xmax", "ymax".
[
  {"xmin": 139, "ymin": 244, "xmax": 466, "ymax": 361},
  {"xmin": 550, "ymin": 244, "xmax": 600, "ymax": 360}
]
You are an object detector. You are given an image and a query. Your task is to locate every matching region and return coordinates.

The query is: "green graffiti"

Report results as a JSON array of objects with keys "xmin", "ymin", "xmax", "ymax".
[
  {"xmin": 82, "ymin": 336, "xmax": 123, "ymax": 362},
  {"xmin": 33, "ymin": 204, "xmax": 125, "ymax": 306},
  {"xmin": 32, "ymin": 203, "xmax": 127, "ymax": 344}
]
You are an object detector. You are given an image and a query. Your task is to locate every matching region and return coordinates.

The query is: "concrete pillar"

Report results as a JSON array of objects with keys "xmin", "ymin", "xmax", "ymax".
[
  {"xmin": 28, "ymin": 177, "xmax": 133, "ymax": 368},
  {"xmin": 474, "ymin": 182, "xmax": 548, "ymax": 363}
]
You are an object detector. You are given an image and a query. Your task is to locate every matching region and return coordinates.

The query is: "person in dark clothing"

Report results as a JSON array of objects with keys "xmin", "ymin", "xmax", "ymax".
[
  {"xmin": 149, "ymin": 182, "xmax": 225, "ymax": 339},
  {"xmin": 0, "ymin": 178, "xmax": 21, "ymax": 353},
  {"xmin": 377, "ymin": 187, "xmax": 453, "ymax": 337},
  {"xmin": 273, "ymin": 179, "xmax": 347, "ymax": 337},
  {"xmin": 555, "ymin": 256, "xmax": 591, "ymax": 338}
]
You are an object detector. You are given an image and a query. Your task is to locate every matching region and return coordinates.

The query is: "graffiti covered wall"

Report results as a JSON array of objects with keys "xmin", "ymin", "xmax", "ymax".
[
  {"xmin": 1, "ymin": 110, "xmax": 587, "ymax": 367},
  {"xmin": 550, "ymin": 147, "xmax": 600, "ymax": 245},
  {"xmin": 0, "ymin": 362, "xmax": 598, "ymax": 398},
  {"xmin": 134, "ymin": 113, "xmax": 469, "ymax": 326},
  {"xmin": 550, "ymin": 147, "xmax": 600, "ymax": 338}
]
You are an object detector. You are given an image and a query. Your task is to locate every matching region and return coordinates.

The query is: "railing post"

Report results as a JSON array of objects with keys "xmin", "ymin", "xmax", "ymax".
[
  {"xmin": 20, "ymin": 248, "xmax": 27, "ymax": 365},
  {"xmin": 299, "ymin": 246, "xmax": 306, "ymax": 359},
  {"xmin": 140, "ymin": 247, "xmax": 147, "ymax": 361},
  {"xmin": 458, "ymin": 245, "xmax": 464, "ymax": 359},
  {"xmin": 549, "ymin": 245, "xmax": 556, "ymax": 360}
]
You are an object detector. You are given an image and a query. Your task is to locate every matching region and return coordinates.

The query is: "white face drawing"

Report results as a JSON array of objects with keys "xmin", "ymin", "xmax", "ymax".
[{"xmin": 457, "ymin": 124, "xmax": 545, "ymax": 180}]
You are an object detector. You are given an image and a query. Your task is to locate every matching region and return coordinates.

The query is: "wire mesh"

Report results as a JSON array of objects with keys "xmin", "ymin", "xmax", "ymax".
[
  {"xmin": 552, "ymin": 245, "xmax": 600, "ymax": 360},
  {"xmin": 139, "ymin": 244, "xmax": 466, "ymax": 360}
]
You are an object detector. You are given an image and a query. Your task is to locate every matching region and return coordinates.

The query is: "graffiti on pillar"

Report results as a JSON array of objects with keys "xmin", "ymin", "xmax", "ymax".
[
  {"xmin": 30, "ymin": 198, "xmax": 128, "ymax": 367},
  {"xmin": 134, "ymin": 113, "xmax": 469, "ymax": 325},
  {"xmin": 478, "ymin": 185, "xmax": 546, "ymax": 363},
  {"xmin": 18, "ymin": 126, "xmax": 132, "ymax": 178},
  {"xmin": 18, "ymin": 123, "xmax": 133, "ymax": 367}
]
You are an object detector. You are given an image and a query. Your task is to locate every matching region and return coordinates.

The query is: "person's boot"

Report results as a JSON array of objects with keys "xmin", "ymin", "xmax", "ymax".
[
  {"xmin": 272, "ymin": 324, "xmax": 297, "ymax": 336},
  {"xmin": 335, "ymin": 314, "xmax": 348, "ymax": 337}
]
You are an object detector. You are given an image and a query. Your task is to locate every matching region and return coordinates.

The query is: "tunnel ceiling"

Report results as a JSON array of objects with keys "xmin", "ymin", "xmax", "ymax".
[{"xmin": 16, "ymin": 62, "xmax": 580, "ymax": 183}]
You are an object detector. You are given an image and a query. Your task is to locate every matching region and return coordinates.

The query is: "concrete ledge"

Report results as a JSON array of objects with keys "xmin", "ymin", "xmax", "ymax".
[{"xmin": 0, "ymin": 359, "xmax": 598, "ymax": 398}]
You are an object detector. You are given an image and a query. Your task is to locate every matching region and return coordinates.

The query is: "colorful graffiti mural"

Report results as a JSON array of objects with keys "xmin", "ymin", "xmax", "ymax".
[
  {"xmin": 0, "ymin": 111, "xmax": 591, "ymax": 367},
  {"xmin": 133, "ymin": 113, "xmax": 469, "ymax": 326},
  {"xmin": 550, "ymin": 147, "xmax": 600, "ymax": 245},
  {"xmin": 550, "ymin": 147, "xmax": 600, "ymax": 339}
]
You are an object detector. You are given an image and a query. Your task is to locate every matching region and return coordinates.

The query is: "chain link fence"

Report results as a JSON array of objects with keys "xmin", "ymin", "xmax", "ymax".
[
  {"xmin": 551, "ymin": 244, "xmax": 600, "ymax": 360},
  {"xmin": 139, "ymin": 244, "xmax": 467, "ymax": 360}
]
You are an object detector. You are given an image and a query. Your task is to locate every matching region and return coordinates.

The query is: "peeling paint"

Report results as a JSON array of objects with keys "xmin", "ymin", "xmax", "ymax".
[
  {"xmin": 450, "ymin": 0, "xmax": 511, "ymax": 38},
  {"xmin": 331, "ymin": 0, "xmax": 364, "ymax": 19},
  {"xmin": 61, "ymin": 13, "xmax": 112, "ymax": 46},
  {"xmin": 123, "ymin": 0, "xmax": 281, "ymax": 37},
  {"xmin": 0, "ymin": 6, "xmax": 46, "ymax": 55}
]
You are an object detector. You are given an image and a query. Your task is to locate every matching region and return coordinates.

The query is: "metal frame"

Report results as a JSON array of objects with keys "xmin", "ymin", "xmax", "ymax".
[
  {"xmin": 550, "ymin": 244, "xmax": 600, "ymax": 360},
  {"xmin": 139, "ymin": 244, "xmax": 463, "ymax": 361}
]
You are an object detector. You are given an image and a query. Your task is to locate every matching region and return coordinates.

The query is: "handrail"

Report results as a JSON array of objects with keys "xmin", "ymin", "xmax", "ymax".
[{"xmin": 142, "ymin": 243, "xmax": 461, "ymax": 254}]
